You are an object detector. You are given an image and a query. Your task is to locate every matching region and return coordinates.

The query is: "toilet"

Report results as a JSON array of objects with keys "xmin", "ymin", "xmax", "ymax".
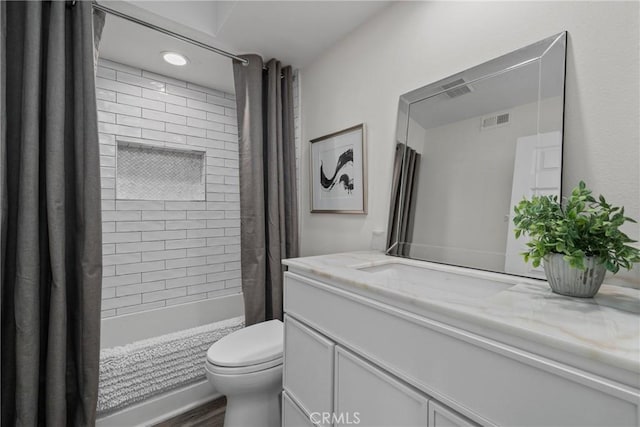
[{"xmin": 205, "ymin": 319, "xmax": 284, "ymax": 427}]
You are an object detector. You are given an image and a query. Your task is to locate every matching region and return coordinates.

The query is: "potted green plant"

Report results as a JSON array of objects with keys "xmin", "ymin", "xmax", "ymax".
[{"xmin": 513, "ymin": 181, "xmax": 640, "ymax": 297}]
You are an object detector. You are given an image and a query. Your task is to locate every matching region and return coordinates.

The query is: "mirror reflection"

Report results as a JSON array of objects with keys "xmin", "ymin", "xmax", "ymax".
[{"xmin": 388, "ymin": 33, "xmax": 567, "ymax": 279}]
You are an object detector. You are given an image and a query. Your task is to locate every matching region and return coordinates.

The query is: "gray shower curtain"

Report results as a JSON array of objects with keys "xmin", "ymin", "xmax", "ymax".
[
  {"xmin": 233, "ymin": 55, "xmax": 299, "ymax": 326},
  {"xmin": 387, "ymin": 143, "xmax": 420, "ymax": 257},
  {"xmin": 1, "ymin": 1, "xmax": 104, "ymax": 425}
]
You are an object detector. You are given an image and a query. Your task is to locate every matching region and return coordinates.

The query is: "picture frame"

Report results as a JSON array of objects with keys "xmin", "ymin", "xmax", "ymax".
[{"xmin": 309, "ymin": 124, "xmax": 367, "ymax": 214}]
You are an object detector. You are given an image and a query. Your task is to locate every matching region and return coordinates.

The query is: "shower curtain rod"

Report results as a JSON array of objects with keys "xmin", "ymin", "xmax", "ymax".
[{"xmin": 92, "ymin": 2, "xmax": 251, "ymax": 67}]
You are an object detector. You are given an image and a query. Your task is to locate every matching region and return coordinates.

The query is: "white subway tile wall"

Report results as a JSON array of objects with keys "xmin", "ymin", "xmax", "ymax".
[
  {"xmin": 98, "ymin": 59, "xmax": 235, "ymax": 317},
  {"xmin": 97, "ymin": 59, "xmax": 300, "ymax": 317}
]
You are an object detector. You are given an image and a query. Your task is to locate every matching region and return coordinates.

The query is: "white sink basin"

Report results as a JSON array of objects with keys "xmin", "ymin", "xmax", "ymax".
[{"xmin": 358, "ymin": 262, "xmax": 512, "ymax": 298}]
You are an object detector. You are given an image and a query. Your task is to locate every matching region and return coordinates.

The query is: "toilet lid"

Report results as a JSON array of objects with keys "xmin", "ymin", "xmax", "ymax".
[{"xmin": 207, "ymin": 319, "xmax": 283, "ymax": 367}]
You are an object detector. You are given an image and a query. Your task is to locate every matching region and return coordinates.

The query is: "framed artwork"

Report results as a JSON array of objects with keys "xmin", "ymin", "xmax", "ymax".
[{"xmin": 310, "ymin": 124, "xmax": 367, "ymax": 214}]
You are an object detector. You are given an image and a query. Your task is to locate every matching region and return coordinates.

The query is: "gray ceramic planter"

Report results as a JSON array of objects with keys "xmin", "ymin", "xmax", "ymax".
[{"xmin": 543, "ymin": 253, "xmax": 607, "ymax": 298}]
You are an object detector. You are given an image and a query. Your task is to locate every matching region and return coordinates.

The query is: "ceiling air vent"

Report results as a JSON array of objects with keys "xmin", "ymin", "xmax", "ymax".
[
  {"xmin": 496, "ymin": 113, "xmax": 510, "ymax": 125},
  {"xmin": 481, "ymin": 112, "xmax": 510, "ymax": 130},
  {"xmin": 441, "ymin": 78, "xmax": 473, "ymax": 98}
]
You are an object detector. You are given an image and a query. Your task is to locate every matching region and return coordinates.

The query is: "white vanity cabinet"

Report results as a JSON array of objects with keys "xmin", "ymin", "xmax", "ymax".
[
  {"xmin": 282, "ymin": 392, "xmax": 316, "ymax": 427},
  {"xmin": 283, "ymin": 310, "xmax": 469, "ymax": 427},
  {"xmin": 283, "ymin": 315, "xmax": 334, "ymax": 417},
  {"xmin": 334, "ymin": 346, "xmax": 431, "ymax": 427},
  {"xmin": 429, "ymin": 401, "xmax": 478, "ymax": 427},
  {"xmin": 282, "ymin": 273, "xmax": 478, "ymax": 427},
  {"xmin": 281, "ymin": 255, "xmax": 640, "ymax": 427}
]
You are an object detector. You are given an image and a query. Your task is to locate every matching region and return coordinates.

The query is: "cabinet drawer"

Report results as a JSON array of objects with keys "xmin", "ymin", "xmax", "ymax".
[
  {"xmin": 335, "ymin": 346, "xmax": 429, "ymax": 427},
  {"xmin": 283, "ymin": 391, "xmax": 316, "ymax": 427},
  {"xmin": 285, "ymin": 272, "xmax": 639, "ymax": 427},
  {"xmin": 430, "ymin": 400, "xmax": 478, "ymax": 427},
  {"xmin": 283, "ymin": 314, "xmax": 334, "ymax": 416}
]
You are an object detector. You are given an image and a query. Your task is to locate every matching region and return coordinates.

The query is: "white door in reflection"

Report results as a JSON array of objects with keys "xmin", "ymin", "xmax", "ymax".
[{"xmin": 504, "ymin": 131, "xmax": 562, "ymax": 277}]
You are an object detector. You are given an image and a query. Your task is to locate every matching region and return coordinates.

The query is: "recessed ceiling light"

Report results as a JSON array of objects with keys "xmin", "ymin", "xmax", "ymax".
[{"xmin": 162, "ymin": 52, "xmax": 188, "ymax": 66}]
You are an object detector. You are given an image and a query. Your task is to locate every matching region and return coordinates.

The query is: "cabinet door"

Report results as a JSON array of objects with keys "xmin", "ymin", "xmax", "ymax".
[
  {"xmin": 283, "ymin": 391, "xmax": 316, "ymax": 427},
  {"xmin": 283, "ymin": 315, "xmax": 335, "ymax": 416},
  {"xmin": 334, "ymin": 346, "xmax": 429, "ymax": 427},
  {"xmin": 429, "ymin": 400, "xmax": 478, "ymax": 427}
]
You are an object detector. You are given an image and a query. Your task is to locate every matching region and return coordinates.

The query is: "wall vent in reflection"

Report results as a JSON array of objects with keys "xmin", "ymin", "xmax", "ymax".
[
  {"xmin": 442, "ymin": 78, "xmax": 473, "ymax": 98},
  {"xmin": 116, "ymin": 142, "xmax": 205, "ymax": 201},
  {"xmin": 481, "ymin": 112, "xmax": 510, "ymax": 130}
]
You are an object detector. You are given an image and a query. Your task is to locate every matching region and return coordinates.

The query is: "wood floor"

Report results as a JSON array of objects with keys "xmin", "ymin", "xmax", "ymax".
[{"xmin": 153, "ymin": 396, "xmax": 226, "ymax": 427}]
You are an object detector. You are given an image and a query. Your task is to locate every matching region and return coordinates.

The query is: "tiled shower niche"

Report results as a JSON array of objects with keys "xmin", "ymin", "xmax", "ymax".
[{"xmin": 116, "ymin": 142, "xmax": 206, "ymax": 201}]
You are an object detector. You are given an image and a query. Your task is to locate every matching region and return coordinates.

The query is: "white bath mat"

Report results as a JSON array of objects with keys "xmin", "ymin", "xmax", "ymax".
[{"xmin": 97, "ymin": 316, "xmax": 244, "ymax": 415}]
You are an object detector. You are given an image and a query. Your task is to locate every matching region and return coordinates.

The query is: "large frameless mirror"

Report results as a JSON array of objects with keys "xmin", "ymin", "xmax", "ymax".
[{"xmin": 387, "ymin": 32, "xmax": 567, "ymax": 279}]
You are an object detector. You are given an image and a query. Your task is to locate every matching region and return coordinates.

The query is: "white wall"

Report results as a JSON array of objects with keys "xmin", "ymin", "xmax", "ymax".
[{"xmin": 299, "ymin": 1, "xmax": 639, "ymax": 287}]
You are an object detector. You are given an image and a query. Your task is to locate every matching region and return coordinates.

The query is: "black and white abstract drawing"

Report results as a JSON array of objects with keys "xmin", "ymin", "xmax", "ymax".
[
  {"xmin": 320, "ymin": 147, "xmax": 354, "ymax": 194},
  {"xmin": 310, "ymin": 124, "xmax": 366, "ymax": 213}
]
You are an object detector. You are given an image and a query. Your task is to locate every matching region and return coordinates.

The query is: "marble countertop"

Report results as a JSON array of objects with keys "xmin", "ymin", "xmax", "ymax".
[{"xmin": 283, "ymin": 251, "xmax": 640, "ymax": 382}]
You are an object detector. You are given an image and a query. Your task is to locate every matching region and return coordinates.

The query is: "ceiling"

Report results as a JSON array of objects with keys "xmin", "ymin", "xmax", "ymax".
[
  {"xmin": 408, "ymin": 34, "xmax": 567, "ymax": 129},
  {"xmin": 410, "ymin": 62, "xmax": 543, "ymax": 130},
  {"xmin": 98, "ymin": 1, "xmax": 391, "ymax": 93}
]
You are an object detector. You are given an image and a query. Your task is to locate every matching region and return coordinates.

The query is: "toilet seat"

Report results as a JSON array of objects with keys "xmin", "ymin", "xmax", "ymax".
[
  {"xmin": 206, "ymin": 319, "xmax": 283, "ymax": 375},
  {"xmin": 206, "ymin": 356, "xmax": 282, "ymax": 375}
]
